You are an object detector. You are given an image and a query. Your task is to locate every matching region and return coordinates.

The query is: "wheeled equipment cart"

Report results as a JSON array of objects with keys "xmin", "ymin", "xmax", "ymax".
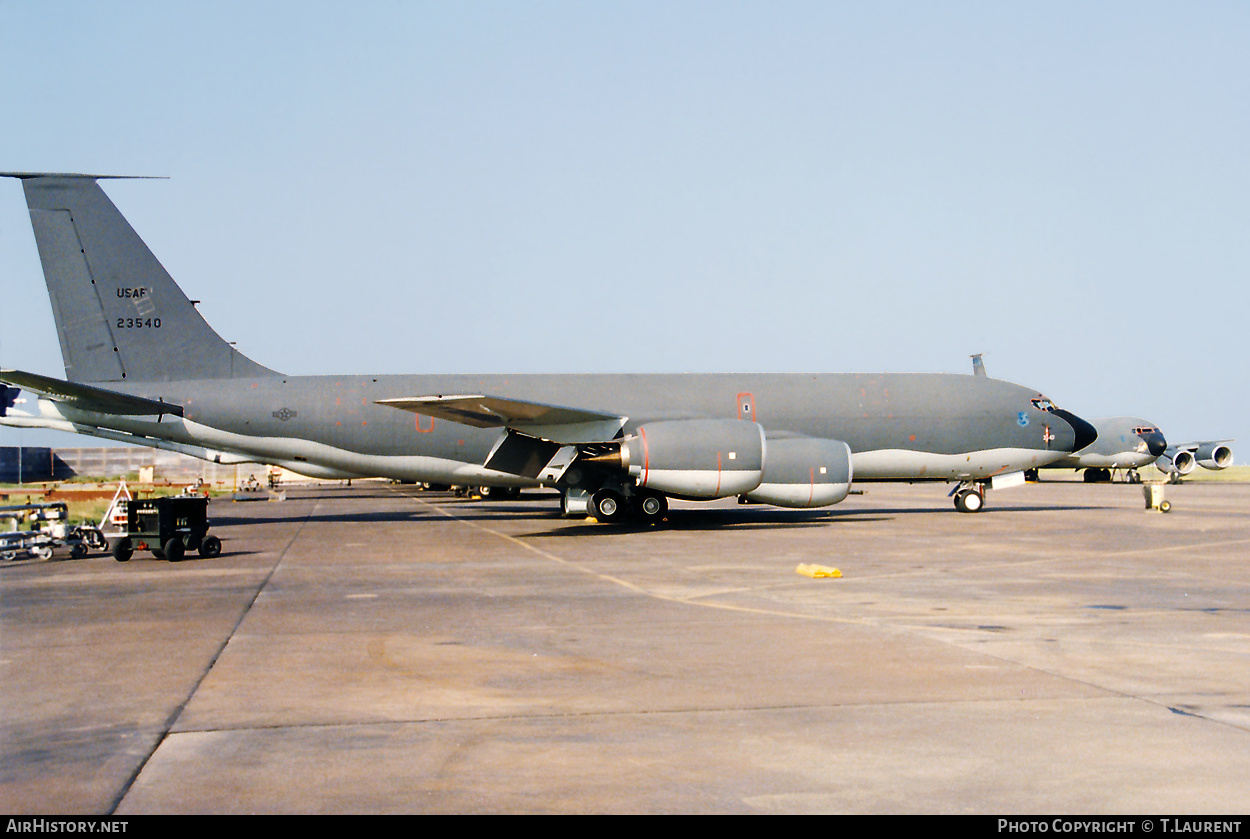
[{"xmin": 110, "ymin": 496, "xmax": 221, "ymax": 562}]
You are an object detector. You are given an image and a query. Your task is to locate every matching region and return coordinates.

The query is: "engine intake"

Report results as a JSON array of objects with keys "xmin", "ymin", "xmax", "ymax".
[
  {"xmin": 1157, "ymin": 447, "xmax": 1195, "ymax": 475},
  {"xmin": 1196, "ymin": 442, "xmax": 1233, "ymax": 470}
]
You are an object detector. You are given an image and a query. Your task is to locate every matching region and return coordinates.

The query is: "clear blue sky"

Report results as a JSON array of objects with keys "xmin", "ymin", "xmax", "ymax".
[{"xmin": 2, "ymin": 1, "xmax": 1247, "ymax": 453}]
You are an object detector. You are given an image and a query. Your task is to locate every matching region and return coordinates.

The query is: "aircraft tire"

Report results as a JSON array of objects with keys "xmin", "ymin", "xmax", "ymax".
[
  {"xmin": 1127, "ymin": 469, "xmax": 1141, "ymax": 484},
  {"xmin": 954, "ymin": 489, "xmax": 984, "ymax": 514},
  {"xmin": 70, "ymin": 542, "xmax": 88, "ymax": 560},
  {"xmin": 590, "ymin": 489, "xmax": 626, "ymax": 523},
  {"xmin": 199, "ymin": 535, "xmax": 222, "ymax": 558},
  {"xmin": 635, "ymin": 491, "xmax": 668, "ymax": 522},
  {"xmin": 112, "ymin": 539, "xmax": 133, "ymax": 563},
  {"xmin": 164, "ymin": 538, "xmax": 185, "ymax": 563}
]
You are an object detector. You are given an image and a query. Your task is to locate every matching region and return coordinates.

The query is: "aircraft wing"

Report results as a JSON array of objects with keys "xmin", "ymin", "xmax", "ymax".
[
  {"xmin": 376, "ymin": 394, "xmax": 626, "ymax": 444},
  {"xmin": 1, "ymin": 369, "xmax": 183, "ymax": 417},
  {"xmin": 1170, "ymin": 439, "xmax": 1235, "ymax": 450}
]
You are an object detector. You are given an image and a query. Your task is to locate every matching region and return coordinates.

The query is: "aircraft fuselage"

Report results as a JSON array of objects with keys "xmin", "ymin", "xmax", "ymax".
[{"xmin": 8, "ymin": 371, "xmax": 1082, "ymax": 485}]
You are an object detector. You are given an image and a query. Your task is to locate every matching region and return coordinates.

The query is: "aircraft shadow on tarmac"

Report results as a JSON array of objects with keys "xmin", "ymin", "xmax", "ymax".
[
  {"xmin": 211, "ymin": 494, "xmax": 1109, "ymax": 533},
  {"xmin": 213, "ymin": 510, "xmax": 428, "ymax": 527}
]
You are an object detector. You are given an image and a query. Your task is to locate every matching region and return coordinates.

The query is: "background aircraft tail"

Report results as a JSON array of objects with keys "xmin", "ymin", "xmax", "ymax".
[{"xmin": 5, "ymin": 173, "xmax": 276, "ymax": 383}]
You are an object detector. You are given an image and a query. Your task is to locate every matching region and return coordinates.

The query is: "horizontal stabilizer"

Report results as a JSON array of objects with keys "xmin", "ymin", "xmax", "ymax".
[
  {"xmin": 377, "ymin": 394, "xmax": 626, "ymax": 443},
  {"xmin": 0, "ymin": 369, "xmax": 183, "ymax": 417}
]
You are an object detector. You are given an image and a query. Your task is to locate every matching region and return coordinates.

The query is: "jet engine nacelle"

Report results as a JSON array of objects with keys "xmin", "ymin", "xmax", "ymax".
[
  {"xmin": 621, "ymin": 419, "xmax": 765, "ymax": 498},
  {"xmin": 1196, "ymin": 442, "xmax": 1233, "ymax": 470},
  {"xmin": 746, "ymin": 437, "xmax": 853, "ymax": 508},
  {"xmin": 1156, "ymin": 447, "xmax": 1195, "ymax": 475}
]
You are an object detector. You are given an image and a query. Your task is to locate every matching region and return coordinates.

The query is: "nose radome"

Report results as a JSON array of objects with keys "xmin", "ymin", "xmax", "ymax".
[
  {"xmin": 1052, "ymin": 409, "xmax": 1098, "ymax": 452},
  {"xmin": 1140, "ymin": 429, "xmax": 1168, "ymax": 457}
]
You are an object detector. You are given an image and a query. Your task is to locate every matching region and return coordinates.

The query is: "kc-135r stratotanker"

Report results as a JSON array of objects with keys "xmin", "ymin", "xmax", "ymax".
[{"xmin": 0, "ymin": 174, "xmax": 1096, "ymax": 520}]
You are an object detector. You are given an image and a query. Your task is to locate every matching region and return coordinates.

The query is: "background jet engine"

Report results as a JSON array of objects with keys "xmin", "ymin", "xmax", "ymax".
[
  {"xmin": 746, "ymin": 437, "xmax": 853, "ymax": 508},
  {"xmin": 1195, "ymin": 441, "xmax": 1233, "ymax": 470},
  {"xmin": 619, "ymin": 419, "xmax": 765, "ymax": 498},
  {"xmin": 1156, "ymin": 447, "xmax": 1195, "ymax": 475}
]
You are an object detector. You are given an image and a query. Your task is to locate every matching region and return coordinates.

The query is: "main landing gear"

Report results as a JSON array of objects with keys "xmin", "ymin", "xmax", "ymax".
[
  {"xmin": 1083, "ymin": 467, "xmax": 1145, "ymax": 484},
  {"xmin": 1083, "ymin": 468, "xmax": 1113, "ymax": 483},
  {"xmin": 952, "ymin": 482, "xmax": 986, "ymax": 513},
  {"xmin": 583, "ymin": 487, "xmax": 670, "ymax": 524}
]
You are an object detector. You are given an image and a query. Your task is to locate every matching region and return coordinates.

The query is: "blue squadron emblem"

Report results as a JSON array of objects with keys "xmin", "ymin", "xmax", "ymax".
[{"xmin": 1017, "ymin": 411, "xmax": 1030, "ymax": 427}]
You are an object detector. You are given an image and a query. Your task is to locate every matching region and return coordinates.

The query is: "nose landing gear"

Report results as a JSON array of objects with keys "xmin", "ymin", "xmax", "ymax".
[{"xmin": 952, "ymin": 483, "xmax": 986, "ymax": 513}]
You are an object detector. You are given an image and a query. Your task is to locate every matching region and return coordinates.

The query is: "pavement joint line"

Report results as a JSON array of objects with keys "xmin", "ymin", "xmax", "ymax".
[
  {"xmin": 393, "ymin": 489, "xmax": 884, "ymax": 627},
  {"xmin": 1095, "ymin": 536, "xmax": 1250, "ymax": 558},
  {"xmin": 105, "ymin": 495, "xmax": 318, "ymax": 815},
  {"xmin": 388, "ymin": 488, "xmax": 1250, "ymax": 737},
  {"xmin": 162, "ymin": 692, "xmax": 1143, "ymax": 736}
]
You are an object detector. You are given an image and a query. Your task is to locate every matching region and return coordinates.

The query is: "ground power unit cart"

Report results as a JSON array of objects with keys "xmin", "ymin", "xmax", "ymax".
[{"xmin": 111, "ymin": 496, "xmax": 221, "ymax": 562}]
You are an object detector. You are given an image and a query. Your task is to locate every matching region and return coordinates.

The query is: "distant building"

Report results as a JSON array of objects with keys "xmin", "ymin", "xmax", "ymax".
[
  {"xmin": 0, "ymin": 447, "xmax": 75, "ymax": 483},
  {"xmin": 2, "ymin": 446, "xmax": 251, "ymax": 484}
]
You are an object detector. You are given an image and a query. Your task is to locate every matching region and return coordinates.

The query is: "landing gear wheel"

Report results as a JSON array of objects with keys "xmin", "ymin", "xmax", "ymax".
[
  {"xmin": 164, "ymin": 538, "xmax": 185, "ymax": 563},
  {"xmin": 112, "ymin": 538, "xmax": 133, "ymax": 563},
  {"xmin": 590, "ymin": 489, "xmax": 627, "ymax": 523},
  {"xmin": 1126, "ymin": 469, "xmax": 1141, "ymax": 484},
  {"xmin": 954, "ymin": 488, "xmax": 984, "ymax": 513},
  {"xmin": 199, "ymin": 535, "xmax": 222, "ymax": 558},
  {"xmin": 635, "ymin": 491, "xmax": 668, "ymax": 523}
]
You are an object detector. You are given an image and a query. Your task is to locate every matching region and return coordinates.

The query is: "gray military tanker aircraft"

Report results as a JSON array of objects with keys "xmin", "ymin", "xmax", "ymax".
[
  {"xmin": 0, "ymin": 174, "xmax": 1096, "ymax": 520},
  {"xmin": 1039, "ymin": 416, "xmax": 1168, "ymax": 483},
  {"xmin": 967, "ymin": 357, "xmax": 1232, "ymax": 485},
  {"xmin": 1035, "ymin": 418, "xmax": 1232, "ymax": 484}
]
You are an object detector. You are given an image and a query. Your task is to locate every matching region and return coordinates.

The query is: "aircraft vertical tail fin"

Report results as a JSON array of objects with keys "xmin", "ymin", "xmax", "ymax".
[
  {"xmin": 970, "ymin": 353, "xmax": 987, "ymax": 377},
  {"xmin": 4, "ymin": 173, "xmax": 277, "ymax": 383}
]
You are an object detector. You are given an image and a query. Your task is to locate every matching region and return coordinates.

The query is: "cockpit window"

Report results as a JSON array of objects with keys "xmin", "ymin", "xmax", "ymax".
[
  {"xmin": 1030, "ymin": 396, "xmax": 1057, "ymax": 413},
  {"xmin": 1133, "ymin": 426, "xmax": 1158, "ymax": 435}
]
